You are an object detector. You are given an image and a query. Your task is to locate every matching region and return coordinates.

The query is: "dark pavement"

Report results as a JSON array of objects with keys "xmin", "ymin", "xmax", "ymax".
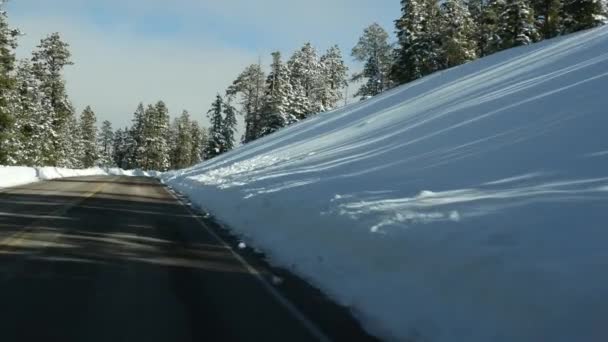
[{"xmin": 0, "ymin": 176, "xmax": 369, "ymax": 342}]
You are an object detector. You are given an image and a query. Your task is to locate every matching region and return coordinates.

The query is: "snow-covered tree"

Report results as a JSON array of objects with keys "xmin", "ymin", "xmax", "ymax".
[
  {"xmin": 392, "ymin": 0, "xmax": 442, "ymax": 84},
  {"xmin": 440, "ymin": 0, "xmax": 479, "ymax": 68},
  {"xmin": 97, "ymin": 120, "xmax": 114, "ymax": 167},
  {"xmin": 498, "ymin": 0, "xmax": 541, "ymax": 48},
  {"xmin": 205, "ymin": 94, "xmax": 226, "ymax": 159},
  {"xmin": 169, "ymin": 110, "xmax": 193, "ymax": 170},
  {"xmin": 222, "ymin": 98, "xmax": 237, "ymax": 152},
  {"xmin": 190, "ymin": 121, "xmax": 204, "ymax": 165},
  {"xmin": 259, "ymin": 51, "xmax": 295, "ymax": 136},
  {"xmin": 561, "ymin": 0, "xmax": 607, "ymax": 32},
  {"xmin": 79, "ymin": 106, "xmax": 98, "ymax": 168},
  {"xmin": 112, "ymin": 128, "xmax": 130, "ymax": 169},
  {"xmin": 31, "ymin": 32, "xmax": 74, "ymax": 167},
  {"xmin": 130, "ymin": 103, "xmax": 146, "ymax": 168},
  {"xmin": 0, "ymin": 2, "xmax": 19, "ymax": 164},
  {"xmin": 319, "ymin": 45, "xmax": 348, "ymax": 109},
  {"xmin": 467, "ymin": 0, "xmax": 503, "ymax": 56},
  {"xmin": 351, "ymin": 23, "xmax": 393, "ymax": 97},
  {"xmin": 62, "ymin": 110, "xmax": 82, "ymax": 169},
  {"xmin": 6, "ymin": 61, "xmax": 53, "ymax": 166},
  {"xmin": 530, "ymin": 0, "xmax": 563, "ymax": 38},
  {"xmin": 143, "ymin": 101, "xmax": 170, "ymax": 171},
  {"xmin": 227, "ymin": 64, "xmax": 265, "ymax": 143},
  {"xmin": 288, "ymin": 42, "xmax": 325, "ymax": 118}
]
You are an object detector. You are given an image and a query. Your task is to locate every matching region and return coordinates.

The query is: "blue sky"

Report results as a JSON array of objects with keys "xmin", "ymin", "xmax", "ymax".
[{"xmin": 6, "ymin": 0, "xmax": 399, "ymax": 129}]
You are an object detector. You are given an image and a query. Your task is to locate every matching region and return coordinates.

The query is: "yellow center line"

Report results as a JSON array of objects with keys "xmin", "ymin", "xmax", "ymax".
[{"xmin": 0, "ymin": 181, "xmax": 107, "ymax": 250}]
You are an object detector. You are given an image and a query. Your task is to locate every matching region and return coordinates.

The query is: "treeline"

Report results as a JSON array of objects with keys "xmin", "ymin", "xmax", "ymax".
[
  {"xmin": 206, "ymin": 0, "xmax": 607, "ymax": 150},
  {"xmin": 1, "ymin": 0, "xmax": 605, "ymax": 170}
]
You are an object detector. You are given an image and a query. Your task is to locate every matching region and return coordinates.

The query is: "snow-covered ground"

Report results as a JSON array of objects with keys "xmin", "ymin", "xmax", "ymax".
[
  {"xmin": 0, "ymin": 166, "xmax": 159, "ymax": 189},
  {"xmin": 162, "ymin": 27, "xmax": 608, "ymax": 342}
]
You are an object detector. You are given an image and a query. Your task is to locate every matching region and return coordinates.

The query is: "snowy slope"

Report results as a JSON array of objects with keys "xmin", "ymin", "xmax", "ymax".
[
  {"xmin": 0, "ymin": 166, "xmax": 159, "ymax": 189},
  {"xmin": 162, "ymin": 27, "xmax": 608, "ymax": 342}
]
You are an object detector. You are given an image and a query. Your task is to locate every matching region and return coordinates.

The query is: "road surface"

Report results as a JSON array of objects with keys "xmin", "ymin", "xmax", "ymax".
[{"xmin": 0, "ymin": 176, "xmax": 373, "ymax": 342}]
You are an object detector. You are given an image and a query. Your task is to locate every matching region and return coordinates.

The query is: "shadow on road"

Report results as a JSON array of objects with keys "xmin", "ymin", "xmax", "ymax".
[{"xmin": 0, "ymin": 177, "xmax": 378, "ymax": 342}]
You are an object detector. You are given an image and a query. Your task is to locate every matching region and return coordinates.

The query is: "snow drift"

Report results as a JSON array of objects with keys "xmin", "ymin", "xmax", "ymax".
[
  {"xmin": 0, "ymin": 166, "xmax": 159, "ymax": 189},
  {"xmin": 162, "ymin": 27, "xmax": 608, "ymax": 342}
]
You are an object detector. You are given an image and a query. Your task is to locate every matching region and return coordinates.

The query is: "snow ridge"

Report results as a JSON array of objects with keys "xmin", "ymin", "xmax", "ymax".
[{"xmin": 163, "ymin": 27, "xmax": 608, "ymax": 342}]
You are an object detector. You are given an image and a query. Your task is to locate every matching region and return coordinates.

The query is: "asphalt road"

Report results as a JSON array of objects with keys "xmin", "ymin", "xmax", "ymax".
[{"xmin": 0, "ymin": 176, "xmax": 372, "ymax": 342}]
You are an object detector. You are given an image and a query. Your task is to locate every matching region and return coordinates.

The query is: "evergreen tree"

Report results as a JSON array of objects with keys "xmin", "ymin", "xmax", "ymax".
[
  {"xmin": 31, "ymin": 32, "xmax": 74, "ymax": 167},
  {"xmin": 190, "ymin": 121, "xmax": 204, "ymax": 165},
  {"xmin": 222, "ymin": 98, "xmax": 238, "ymax": 151},
  {"xmin": 259, "ymin": 52, "xmax": 295, "ymax": 136},
  {"xmin": 98, "ymin": 120, "xmax": 114, "ymax": 167},
  {"xmin": 127, "ymin": 103, "xmax": 146, "ymax": 168},
  {"xmin": 62, "ymin": 110, "xmax": 82, "ymax": 168},
  {"xmin": 287, "ymin": 43, "xmax": 324, "ymax": 117},
  {"xmin": 205, "ymin": 94, "xmax": 225, "ymax": 159},
  {"xmin": 561, "ymin": 0, "xmax": 607, "ymax": 32},
  {"xmin": 319, "ymin": 45, "xmax": 348, "ymax": 109},
  {"xmin": 351, "ymin": 23, "xmax": 393, "ymax": 97},
  {"xmin": 143, "ymin": 101, "xmax": 170, "ymax": 171},
  {"xmin": 226, "ymin": 64, "xmax": 265, "ymax": 143},
  {"xmin": 440, "ymin": 0, "xmax": 479, "ymax": 68},
  {"xmin": 0, "ymin": 3, "xmax": 19, "ymax": 164},
  {"xmin": 477, "ymin": 0, "xmax": 507, "ymax": 55},
  {"xmin": 170, "ymin": 110, "xmax": 193, "ymax": 169},
  {"xmin": 498, "ymin": 0, "xmax": 541, "ymax": 48},
  {"xmin": 392, "ymin": 0, "xmax": 442, "ymax": 84},
  {"xmin": 79, "ymin": 106, "xmax": 98, "ymax": 168},
  {"xmin": 112, "ymin": 128, "xmax": 129, "ymax": 169},
  {"xmin": 10, "ymin": 60, "xmax": 54, "ymax": 166},
  {"xmin": 530, "ymin": 0, "xmax": 563, "ymax": 38}
]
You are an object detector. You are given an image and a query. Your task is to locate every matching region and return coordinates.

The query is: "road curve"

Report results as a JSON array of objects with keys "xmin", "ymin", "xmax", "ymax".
[{"xmin": 0, "ymin": 176, "xmax": 367, "ymax": 342}]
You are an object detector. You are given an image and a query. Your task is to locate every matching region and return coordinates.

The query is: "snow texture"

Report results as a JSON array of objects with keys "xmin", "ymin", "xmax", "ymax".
[
  {"xmin": 162, "ymin": 27, "xmax": 608, "ymax": 342},
  {"xmin": 0, "ymin": 166, "xmax": 160, "ymax": 189}
]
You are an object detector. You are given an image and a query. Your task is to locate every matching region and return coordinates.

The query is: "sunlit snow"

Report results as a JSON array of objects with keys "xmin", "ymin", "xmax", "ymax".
[{"xmin": 162, "ymin": 27, "xmax": 608, "ymax": 342}]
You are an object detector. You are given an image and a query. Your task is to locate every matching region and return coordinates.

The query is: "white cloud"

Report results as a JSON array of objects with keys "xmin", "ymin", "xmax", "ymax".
[
  {"xmin": 11, "ymin": 11, "xmax": 256, "ymax": 130},
  {"xmin": 7, "ymin": 0, "xmax": 399, "ymax": 131}
]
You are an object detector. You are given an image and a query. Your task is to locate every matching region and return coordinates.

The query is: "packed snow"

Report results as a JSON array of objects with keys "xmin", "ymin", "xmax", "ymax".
[
  {"xmin": 0, "ymin": 166, "xmax": 160, "ymax": 189},
  {"xmin": 162, "ymin": 27, "xmax": 608, "ymax": 342}
]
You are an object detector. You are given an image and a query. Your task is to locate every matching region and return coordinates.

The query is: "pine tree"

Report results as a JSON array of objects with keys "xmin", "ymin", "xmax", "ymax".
[
  {"xmin": 10, "ymin": 60, "xmax": 54, "ymax": 166},
  {"xmin": 129, "ymin": 103, "xmax": 146, "ymax": 168},
  {"xmin": 31, "ymin": 32, "xmax": 74, "ymax": 167},
  {"xmin": 530, "ymin": 0, "xmax": 563, "ymax": 37},
  {"xmin": 287, "ymin": 43, "xmax": 324, "ymax": 117},
  {"xmin": 143, "ymin": 101, "xmax": 170, "ymax": 171},
  {"xmin": 351, "ymin": 23, "xmax": 393, "ymax": 97},
  {"xmin": 222, "ymin": 98, "xmax": 238, "ymax": 152},
  {"xmin": 62, "ymin": 110, "xmax": 83, "ymax": 168},
  {"xmin": 0, "ymin": 3, "xmax": 19, "ymax": 164},
  {"xmin": 319, "ymin": 45, "xmax": 348, "ymax": 109},
  {"xmin": 98, "ymin": 120, "xmax": 114, "ymax": 167},
  {"xmin": 440, "ymin": 0, "xmax": 479, "ymax": 68},
  {"xmin": 259, "ymin": 51, "xmax": 295, "ymax": 136},
  {"xmin": 392, "ymin": 0, "xmax": 443, "ymax": 84},
  {"xmin": 498, "ymin": 0, "xmax": 541, "ymax": 48},
  {"xmin": 226, "ymin": 64, "xmax": 265, "ymax": 143},
  {"xmin": 79, "ymin": 106, "xmax": 98, "ymax": 168},
  {"xmin": 200, "ymin": 127, "xmax": 210, "ymax": 161},
  {"xmin": 112, "ymin": 128, "xmax": 129, "ymax": 169},
  {"xmin": 477, "ymin": 0, "xmax": 508, "ymax": 55},
  {"xmin": 189, "ymin": 121, "xmax": 204, "ymax": 165},
  {"xmin": 205, "ymin": 94, "xmax": 225, "ymax": 159},
  {"xmin": 169, "ymin": 110, "xmax": 193, "ymax": 169},
  {"xmin": 561, "ymin": 0, "xmax": 607, "ymax": 32}
]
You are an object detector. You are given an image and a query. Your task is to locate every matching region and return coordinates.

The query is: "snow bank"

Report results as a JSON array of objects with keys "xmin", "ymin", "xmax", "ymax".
[
  {"xmin": 0, "ymin": 166, "xmax": 159, "ymax": 189},
  {"xmin": 0, "ymin": 166, "xmax": 39, "ymax": 188},
  {"xmin": 162, "ymin": 27, "xmax": 608, "ymax": 342}
]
